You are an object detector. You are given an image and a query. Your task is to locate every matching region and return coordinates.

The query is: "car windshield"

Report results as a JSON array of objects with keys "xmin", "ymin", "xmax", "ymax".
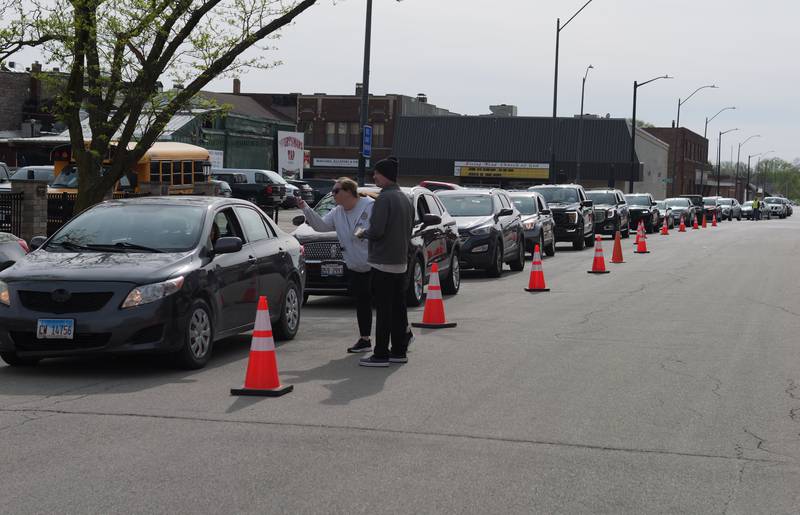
[
  {"xmin": 665, "ymin": 198, "xmax": 689, "ymax": 208},
  {"xmin": 439, "ymin": 194, "xmax": 494, "ymax": 216},
  {"xmin": 10, "ymin": 167, "xmax": 53, "ymax": 182},
  {"xmin": 47, "ymin": 204, "xmax": 205, "ymax": 252},
  {"xmin": 655, "ymin": 201, "xmax": 666, "ymax": 209},
  {"xmin": 717, "ymin": 199, "xmax": 733, "ymax": 205},
  {"xmin": 586, "ymin": 192, "xmax": 617, "ymax": 205},
  {"xmin": 531, "ymin": 187, "xmax": 578, "ymax": 204},
  {"xmin": 625, "ymin": 195, "xmax": 650, "ymax": 206},
  {"xmin": 764, "ymin": 197, "xmax": 781, "ymax": 203},
  {"xmin": 703, "ymin": 197, "xmax": 718, "ymax": 206},
  {"xmin": 510, "ymin": 196, "xmax": 537, "ymax": 215}
]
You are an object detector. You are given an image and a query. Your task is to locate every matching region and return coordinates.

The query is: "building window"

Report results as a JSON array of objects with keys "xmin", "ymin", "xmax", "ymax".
[
  {"xmin": 373, "ymin": 123, "xmax": 385, "ymax": 147},
  {"xmin": 337, "ymin": 122, "xmax": 348, "ymax": 146},
  {"xmin": 301, "ymin": 121, "xmax": 314, "ymax": 145},
  {"xmin": 326, "ymin": 122, "xmax": 336, "ymax": 146},
  {"xmin": 349, "ymin": 122, "xmax": 360, "ymax": 147}
]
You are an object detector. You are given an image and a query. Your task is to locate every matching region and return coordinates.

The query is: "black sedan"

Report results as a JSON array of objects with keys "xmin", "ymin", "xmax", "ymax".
[
  {"xmin": 508, "ymin": 191, "xmax": 556, "ymax": 256},
  {"xmin": 624, "ymin": 193, "xmax": 661, "ymax": 233},
  {"xmin": 293, "ymin": 186, "xmax": 461, "ymax": 306},
  {"xmin": 0, "ymin": 197, "xmax": 305, "ymax": 369}
]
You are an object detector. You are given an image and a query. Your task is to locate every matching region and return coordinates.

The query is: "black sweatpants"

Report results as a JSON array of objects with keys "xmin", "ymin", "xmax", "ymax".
[
  {"xmin": 347, "ymin": 270, "xmax": 373, "ymax": 338},
  {"xmin": 371, "ymin": 269, "xmax": 409, "ymax": 359}
]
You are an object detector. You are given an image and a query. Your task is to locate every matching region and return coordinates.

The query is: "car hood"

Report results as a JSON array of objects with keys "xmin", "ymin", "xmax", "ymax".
[
  {"xmin": 546, "ymin": 202, "xmax": 582, "ymax": 211},
  {"xmin": 0, "ymin": 250, "xmax": 196, "ymax": 284},
  {"xmin": 292, "ymin": 223, "xmax": 338, "ymax": 243},
  {"xmin": 453, "ymin": 215, "xmax": 494, "ymax": 231},
  {"xmin": 591, "ymin": 203, "xmax": 615, "ymax": 210}
]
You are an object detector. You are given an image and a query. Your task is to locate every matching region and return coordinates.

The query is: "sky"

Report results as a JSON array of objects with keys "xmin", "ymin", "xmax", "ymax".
[{"xmin": 205, "ymin": 0, "xmax": 799, "ymax": 164}]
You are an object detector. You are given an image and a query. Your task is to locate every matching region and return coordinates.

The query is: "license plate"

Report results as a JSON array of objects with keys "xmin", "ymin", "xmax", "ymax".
[
  {"xmin": 36, "ymin": 319, "xmax": 75, "ymax": 340},
  {"xmin": 320, "ymin": 263, "xmax": 344, "ymax": 277}
]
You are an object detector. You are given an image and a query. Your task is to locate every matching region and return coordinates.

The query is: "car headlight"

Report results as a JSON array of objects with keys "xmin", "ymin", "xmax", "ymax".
[
  {"xmin": 0, "ymin": 280, "xmax": 9, "ymax": 306},
  {"xmin": 523, "ymin": 220, "xmax": 536, "ymax": 230},
  {"xmin": 567, "ymin": 212, "xmax": 578, "ymax": 224},
  {"xmin": 606, "ymin": 209, "xmax": 615, "ymax": 218},
  {"xmin": 470, "ymin": 224, "xmax": 493, "ymax": 235},
  {"xmin": 122, "ymin": 276, "xmax": 184, "ymax": 309}
]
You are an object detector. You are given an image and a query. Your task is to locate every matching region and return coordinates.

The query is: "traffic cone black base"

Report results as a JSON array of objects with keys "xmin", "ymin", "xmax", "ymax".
[
  {"xmin": 634, "ymin": 250, "xmax": 651, "ymax": 254},
  {"xmin": 231, "ymin": 385, "xmax": 294, "ymax": 397},
  {"xmin": 412, "ymin": 321, "xmax": 457, "ymax": 329},
  {"xmin": 587, "ymin": 270, "xmax": 611, "ymax": 274},
  {"xmin": 524, "ymin": 287, "xmax": 550, "ymax": 292}
]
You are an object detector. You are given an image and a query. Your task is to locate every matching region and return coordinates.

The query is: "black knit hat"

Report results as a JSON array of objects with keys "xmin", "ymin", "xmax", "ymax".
[{"xmin": 374, "ymin": 157, "xmax": 398, "ymax": 182}]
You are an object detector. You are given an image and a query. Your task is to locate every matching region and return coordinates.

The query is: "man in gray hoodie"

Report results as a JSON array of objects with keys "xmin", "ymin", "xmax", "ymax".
[{"xmin": 357, "ymin": 158, "xmax": 414, "ymax": 367}]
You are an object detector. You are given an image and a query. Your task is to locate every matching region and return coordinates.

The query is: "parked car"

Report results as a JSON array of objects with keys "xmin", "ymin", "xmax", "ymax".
[
  {"xmin": 210, "ymin": 168, "xmax": 286, "ymax": 210},
  {"xmin": 301, "ymin": 178, "xmax": 337, "ymax": 206},
  {"xmin": 529, "ymin": 184, "xmax": 595, "ymax": 250},
  {"xmin": 0, "ymin": 196, "xmax": 305, "ymax": 368},
  {"xmin": 764, "ymin": 197, "xmax": 789, "ymax": 218},
  {"xmin": 716, "ymin": 198, "xmax": 742, "ymax": 221},
  {"xmin": 586, "ymin": 189, "xmax": 631, "ymax": 238},
  {"xmin": 741, "ymin": 200, "xmax": 770, "ymax": 220},
  {"xmin": 283, "ymin": 183, "xmax": 301, "ymax": 208},
  {"xmin": 508, "ymin": 191, "xmax": 556, "ymax": 256},
  {"xmin": 210, "ymin": 179, "xmax": 232, "ymax": 198},
  {"xmin": 679, "ymin": 194, "xmax": 705, "ymax": 223},
  {"xmin": 654, "ymin": 201, "xmax": 674, "ymax": 229},
  {"xmin": 418, "ymin": 180, "xmax": 463, "ymax": 192},
  {"xmin": 0, "ymin": 162, "xmax": 11, "ymax": 185},
  {"xmin": 437, "ymin": 188, "xmax": 525, "ymax": 277},
  {"xmin": 286, "ymin": 179, "xmax": 315, "ymax": 205},
  {"xmin": 664, "ymin": 197, "xmax": 696, "ymax": 226},
  {"xmin": 0, "ymin": 233, "xmax": 28, "ymax": 272},
  {"xmin": 624, "ymin": 193, "xmax": 661, "ymax": 233},
  {"xmin": 0, "ymin": 166, "xmax": 55, "ymax": 191},
  {"xmin": 702, "ymin": 196, "xmax": 724, "ymax": 222},
  {"xmin": 293, "ymin": 186, "xmax": 460, "ymax": 306}
]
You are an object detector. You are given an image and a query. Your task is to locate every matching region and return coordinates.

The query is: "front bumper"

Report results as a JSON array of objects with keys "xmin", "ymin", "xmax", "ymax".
[
  {"xmin": 0, "ymin": 281, "xmax": 185, "ymax": 358},
  {"xmin": 629, "ymin": 212, "xmax": 652, "ymax": 227},
  {"xmin": 303, "ymin": 260, "xmax": 350, "ymax": 296},
  {"xmin": 593, "ymin": 218, "xmax": 619, "ymax": 235},
  {"xmin": 458, "ymin": 234, "xmax": 497, "ymax": 269}
]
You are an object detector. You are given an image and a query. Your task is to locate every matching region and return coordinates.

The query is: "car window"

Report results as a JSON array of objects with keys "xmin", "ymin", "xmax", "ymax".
[
  {"xmin": 537, "ymin": 197, "xmax": 547, "ymax": 212},
  {"xmin": 235, "ymin": 207, "xmax": 272, "ymax": 242},
  {"xmin": 493, "ymin": 195, "xmax": 503, "ymax": 212},
  {"xmin": 211, "ymin": 208, "xmax": 245, "ymax": 245},
  {"xmin": 510, "ymin": 195, "xmax": 537, "ymax": 215},
  {"xmin": 438, "ymin": 194, "xmax": 494, "ymax": 216},
  {"xmin": 424, "ymin": 194, "xmax": 442, "ymax": 216},
  {"xmin": 254, "ymin": 173, "xmax": 268, "ymax": 184},
  {"xmin": 432, "ymin": 195, "xmax": 448, "ymax": 214},
  {"xmin": 415, "ymin": 195, "xmax": 431, "ymax": 223}
]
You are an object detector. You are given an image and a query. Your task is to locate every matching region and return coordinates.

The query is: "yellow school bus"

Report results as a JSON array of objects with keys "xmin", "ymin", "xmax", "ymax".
[{"xmin": 50, "ymin": 142, "xmax": 212, "ymax": 194}]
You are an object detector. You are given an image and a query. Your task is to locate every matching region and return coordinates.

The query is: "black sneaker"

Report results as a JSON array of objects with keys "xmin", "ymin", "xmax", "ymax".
[
  {"xmin": 389, "ymin": 354, "xmax": 408, "ymax": 364},
  {"xmin": 359, "ymin": 355, "xmax": 390, "ymax": 367},
  {"xmin": 347, "ymin": 338, "xmax": 372, "ymax": 354}
]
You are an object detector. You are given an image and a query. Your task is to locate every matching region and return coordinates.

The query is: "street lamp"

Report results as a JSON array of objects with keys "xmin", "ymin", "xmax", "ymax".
[
  {"xmin": 576, "ymin": 64, "xmax": 594, "ymax": 184},
  {"xmin": 670, "ymin": 84, "xmax": 717, "ymax": 196},
  {"xmin": 357, "ymin": 0, "xmax": 403, "ymax": 186},
  {"xmin": 699, "ymin": 106, "xmax": 735, "ymax": 194},
  {"xmin": 549, "ymin": 0, "xmax": 596, "ymax": 183},
  {"xmin": 746, "ymin": 150, "xmax": 774, "ymax": 202},
  {"xmin": 628, "ymin": 74, "xmax": 673, "ymax": 193},
  {"xmin": 716, "ymin": 128, "xmax": 739, "ymax": 196},
  {"xmin": 735, "ymin": 134, "xmax": 760, "ymax": 201}
]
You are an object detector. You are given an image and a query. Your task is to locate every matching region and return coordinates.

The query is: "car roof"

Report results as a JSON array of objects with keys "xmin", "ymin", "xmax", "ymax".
[
  {"xmin": 530, "ymin": 183, "xmax": 581, "ymax": 189},
  {"xmin": 103, "ymin": 195, "xmax": 248, "ymax": 210},
  {"xmin": 436, "ymin": 188, "xmax": 506, "ymax": 196}
]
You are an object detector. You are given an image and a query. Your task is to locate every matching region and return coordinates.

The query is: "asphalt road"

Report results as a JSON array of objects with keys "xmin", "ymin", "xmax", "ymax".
[{"xmin": 1, "ymin": 216, "xmax": 799, "ymax": 514}]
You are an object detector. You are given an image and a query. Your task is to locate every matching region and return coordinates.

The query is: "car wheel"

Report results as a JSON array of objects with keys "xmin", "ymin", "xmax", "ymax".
[
  {"xmin": 173, "ymin": 299, "xmax": 214, "ymax": 370},
  {"xmin": 486, "ymin": 240, "xmax": 503, "ymax": 277},
  {"xmin": 585, "ymin": 228, "xmax": 595, "ymax": 247},
  {"xmin": 274, "ymin": 279, "xmax": 301, "ymax": 341},
  {"xmin": 0, "ymin": 352, "xmax": 41, "ymax": 367},
  {"xmin": 545, "ymin": 233, "xmax": 556, "ymax": 257},
  {"xmin": 441, "ymin": 254, "xmax": 461, "ymax": 295},
  {"xmin": 509, "ymin": 236, "xmax": 525, "ymax": 271},
  {"xmin": 622, "ymin": 223, "xmax": 630, "ymax": 238},
  {"xmin": 405, "ymin": 258, "xmax": 425, "ymax": 307},
  {"xmin": 572, "ymin": 225, "xmax": 585, "ymax": 251}
]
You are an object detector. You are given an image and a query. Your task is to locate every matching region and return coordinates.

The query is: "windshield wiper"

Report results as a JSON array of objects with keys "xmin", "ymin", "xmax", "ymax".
[
  {"xmin": 87, "ymin": 242, "xmax": 164, "ymax": 253},
  {"xmin": 49, "ymin": 240, "xmax": 95, "ymax": 252}
]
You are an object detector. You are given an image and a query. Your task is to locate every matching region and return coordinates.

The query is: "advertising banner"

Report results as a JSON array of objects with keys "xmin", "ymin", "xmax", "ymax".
[
  {"xmin": 278, "ymin": 131, "xmax": 305, "ymax": 179},
  {"xmin": 454, "ymin": 161, "xmax": 550, "ymax": 179}
]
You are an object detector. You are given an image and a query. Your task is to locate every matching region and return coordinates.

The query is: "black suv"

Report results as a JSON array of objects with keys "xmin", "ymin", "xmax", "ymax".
[
  {"xmin": 529, "ymin": 184, "xmax": 595, "ymax": 250},
  {"xmin": 624, "ymin": 193, "xmax": 661, "ymax": 233},
  {"xmin": 293, "ymin": 186, "xmax": 461, "ymax": 306},
  {"xmin": 436, "ymin": 188, "xmax": 525, "ymax": 277},
  {"xmin": 210, "ymin": 168, "xmax": 286, "ymax": 210},
  {"xmin": 586, "ymin": 189, "xmax": 630, "ymax": 238}
]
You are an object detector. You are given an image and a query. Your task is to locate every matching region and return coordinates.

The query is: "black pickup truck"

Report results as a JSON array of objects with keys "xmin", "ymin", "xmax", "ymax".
[{"xmin": 210, "ymin": 168, "xmax": 286, "ymax": 210}]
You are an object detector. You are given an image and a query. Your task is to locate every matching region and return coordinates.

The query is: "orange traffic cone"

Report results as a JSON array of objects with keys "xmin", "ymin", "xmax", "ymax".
[
  {"xmin": 231, "ymin": 297, "xmax": 293, "ymax": 397},
  {"xmin": 524, "ymin": 243, "xmax": 550, "ymax": 292},
  {"xmin": 660, "ymin": 214, "xmax": 669, "ymax": 235},
  {"xmin": 587, "ymin": 235, "xmax": 610, "ymax": 274},
  {"xmin": 412, "ymin": 263, "xmax": 457, "ymax": 328},
  {"xmin": 634, "ymin": 221, "xmax": 642, "ymax": 245},
  {"xmin": 712, "ymin": 213, "xmax": 718, "ymax": 227},
  {"xmin": 679, "ymin": 214, "xmax": 686, "ymax": 232},
  {"xmin": 702, "ymin": 213, "xmax": 708, "ymax": 228},
  {"xmin": 634, "ymin": 223, "xmax": 650, "ymax": 254},
  {"xmin": 692, "ymin": 214, "xmax": 699, "ymax": 230},
  {"xmin": 611, "ymin": 230, "xmax": 625, "ymax": 263}
]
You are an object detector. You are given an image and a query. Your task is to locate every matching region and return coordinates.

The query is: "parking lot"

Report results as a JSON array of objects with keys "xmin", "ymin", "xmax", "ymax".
[{"xmin": 1, "ymin": 213, "xmax": 799, "ymax": 513}]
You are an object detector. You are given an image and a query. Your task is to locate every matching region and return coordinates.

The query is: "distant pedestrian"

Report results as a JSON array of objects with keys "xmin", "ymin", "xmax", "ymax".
[
  {"xmin": 297, "ymin": 178, "xmax": 375, "ymax": 353},
  {"xmin": 357, "ymin": 157, "xmax": 414, "ymax": 367},
  {"xmin": 753, "ymin": 197, "xmax": 760, "ymax": 220}
]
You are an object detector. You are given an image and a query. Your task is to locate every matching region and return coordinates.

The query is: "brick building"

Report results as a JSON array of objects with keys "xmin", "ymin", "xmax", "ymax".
[{"xmin": 644, "ymin": 127, "xmax": 712, "ymax": 197}]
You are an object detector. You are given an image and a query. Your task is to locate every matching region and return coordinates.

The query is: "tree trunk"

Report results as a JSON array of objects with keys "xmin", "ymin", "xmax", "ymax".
[{"xmin": 73, "ymin": 150, "xmax": 109, "ymax": 212}]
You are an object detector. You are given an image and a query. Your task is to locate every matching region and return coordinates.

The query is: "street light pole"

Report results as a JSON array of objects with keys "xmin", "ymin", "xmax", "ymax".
[
  {"xmin": 671, "ymin": 85, "xmax": 716, "ymax": 196},
  {"xmin": 576, "ymin": 64, "xmax": 593, "ymax": 185},
  {"xmin": 548, "ymin": 0, "xmax": 595, "ymax": 184},
  {"xmin": 629, "ymin": 75, "xmax": 672, "ymax": 193},
  {"xmin": 700, "ymin": 106, "xmax": 735, "ymax": 194},
  {"xmin": 736, "ymin": 134, "xmax": 760, "ymax": 201},
  {"xmin": 716, "ymin": 128, "xmax": 738, "ymax": 196}
]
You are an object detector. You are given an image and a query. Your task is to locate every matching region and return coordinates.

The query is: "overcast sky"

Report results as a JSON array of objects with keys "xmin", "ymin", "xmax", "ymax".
[{"xmin": 206, "ymin": 0, "xmax": 799, "ymax": 163}]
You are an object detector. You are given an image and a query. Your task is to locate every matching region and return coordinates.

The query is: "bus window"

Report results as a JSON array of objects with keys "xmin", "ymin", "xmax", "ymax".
[
  {"xmin": 183, "ymin": 161, "xmax": 193, "ymax": 185},
  {"xmin": 150, "ymin": 162, "xmax": 161, "ymax": 183},
  {"xmin": 162, "ymin": 162, "xmax": 172, "ymax": 184},
  {"xmin": 173, "ymin": 161, "xmax": 183, "ymax": 186},
  {"xmin": 194, "ymin": 161, "xmax": 206, "ymax": 183}
]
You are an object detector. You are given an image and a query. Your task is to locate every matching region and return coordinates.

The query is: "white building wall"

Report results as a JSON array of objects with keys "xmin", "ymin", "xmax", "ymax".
[{"xmin": 622, "ymin": 125, "xmax": 670, "ymax": 198}]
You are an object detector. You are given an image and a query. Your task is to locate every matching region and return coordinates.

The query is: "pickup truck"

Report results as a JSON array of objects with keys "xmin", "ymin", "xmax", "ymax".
[{"xmin": 210, "ymin": 168, "xmax": 286, "ymax": 210}]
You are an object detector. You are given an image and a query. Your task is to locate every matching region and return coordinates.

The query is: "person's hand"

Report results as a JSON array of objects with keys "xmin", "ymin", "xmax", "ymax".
[
  {"xmin": 354, "ymin": 227, "xmax": 367, "ymax": 239},
  {"xmin": 296, "ymin": 198, "xmax": 307, "ymax": 209}
]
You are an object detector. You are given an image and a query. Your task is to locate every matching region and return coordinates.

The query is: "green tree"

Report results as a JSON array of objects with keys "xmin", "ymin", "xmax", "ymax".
[{"xmin": 0, "ymin": 0, "xmax": 317, "ymax": 210}]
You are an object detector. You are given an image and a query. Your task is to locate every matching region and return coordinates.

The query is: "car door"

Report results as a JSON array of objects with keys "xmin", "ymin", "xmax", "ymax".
[
  {"xmin": 413, "ymin": 194, "xmax": 443, "ymax": 269},
  {"xmin": 616, "ymin": 192, "xmax": 629, "ymax": 227},
  {"xmin": 578, "ymin": 189, "xmax": 593, "ymax": 235},
  {"xmin": 537, "ymin": 196, "xmax": 554, "ymax": 244},
  {"xmin": 209, "ymin": 208, "xmax": 258, "ymax": 332},
  {"xmin": 421, "ymin": 193, "xmax": 451, "ymax": 270},
  {"xmin": 234, "ymin": 206, "xmax": 286, "ymax": 320},
  {"xmin": 497, "ymin": 193, "xmax": 519, "ymax": 258}
]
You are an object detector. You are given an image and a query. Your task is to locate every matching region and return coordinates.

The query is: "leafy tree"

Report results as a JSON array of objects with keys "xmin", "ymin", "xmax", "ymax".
[{"xmin": 1, "ymin": 0, "xmax": 317, "ymax": 210}]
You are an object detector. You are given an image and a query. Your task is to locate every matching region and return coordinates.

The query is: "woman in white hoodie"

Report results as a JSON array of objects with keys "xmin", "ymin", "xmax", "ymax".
[{"xmin": 298, "ymin": 178, "xmax": 376, "ymax": 353}]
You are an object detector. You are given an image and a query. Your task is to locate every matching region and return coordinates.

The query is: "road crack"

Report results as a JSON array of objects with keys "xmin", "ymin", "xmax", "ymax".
[{"xmin": 722, "ymin": 462, "xmax": 746, "ymax": 515}]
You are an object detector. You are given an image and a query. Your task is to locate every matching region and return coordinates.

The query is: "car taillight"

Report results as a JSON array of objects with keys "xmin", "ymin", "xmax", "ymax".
[
  {"xmin": 17, "ymin": 239, "xmax": 30, "ymax": 254},
  {"xmin": 265, "ymin": 185, "xmax": 273, "ymax": 195}
]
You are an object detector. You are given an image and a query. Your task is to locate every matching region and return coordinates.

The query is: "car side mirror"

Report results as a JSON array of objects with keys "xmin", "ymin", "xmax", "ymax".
[
  {"xmin": 582, "ymin": 200, "xmax": 593, "ymax": 207},
  {"xmin": 292, "ymin": 215, "xmax": 306, "ymax": 226},
  {"xmin": 213, "ymin": 236, "xmax": 243, "ymax": 255},
  {"xmin": 497, "ymin": 208, "xmax": 513, "ymax": 218},
  {"xmin": 651, "ymin": 201, "xmax": 657, "ymax": 206},
  {"xmin": 540, "ymin": 209, "xmax": 551, "ymax": 215},
  {"xmin": 29, "ymin": 236, "xmax": 47, "ymax": 251},
  {"xmin": 421, "ymin": 213, "xmax": 441, "ymax": 227}
]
